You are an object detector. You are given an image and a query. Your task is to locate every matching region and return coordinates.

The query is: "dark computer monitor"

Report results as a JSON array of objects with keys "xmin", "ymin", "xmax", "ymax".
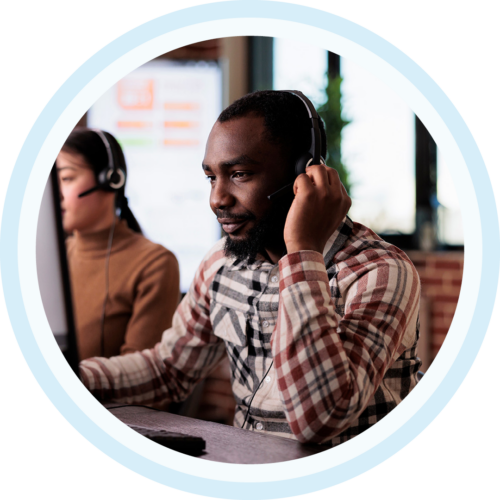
[
  {"xmin": 36, "ymin": 166, "xmax": 79, "ymax": 376},
  {"xmin": 35, "ymin": 167, "xmax": 206, "ymax": 453}
]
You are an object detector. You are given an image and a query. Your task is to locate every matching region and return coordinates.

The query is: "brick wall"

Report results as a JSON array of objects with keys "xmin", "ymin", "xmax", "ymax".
[{"xmin": 406, "ymin": 251, "xmax": 464, "ymax": 369}]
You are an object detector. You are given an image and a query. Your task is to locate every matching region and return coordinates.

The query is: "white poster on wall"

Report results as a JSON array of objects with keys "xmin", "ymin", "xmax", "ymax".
[{"xmin": 88, "ymin": 60, "xmax": 222, "ymax": 292}]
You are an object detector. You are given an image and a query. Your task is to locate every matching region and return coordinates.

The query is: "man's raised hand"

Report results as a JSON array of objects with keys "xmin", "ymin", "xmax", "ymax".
[{"xmin": 284, "ymin": 164, "xmax": 351, "ymax": 255}]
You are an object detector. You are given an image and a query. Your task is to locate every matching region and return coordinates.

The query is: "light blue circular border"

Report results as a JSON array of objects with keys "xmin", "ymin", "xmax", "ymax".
[{"xmin": 1, "ymin": 1, "xmax": 498, "ymax": 498}]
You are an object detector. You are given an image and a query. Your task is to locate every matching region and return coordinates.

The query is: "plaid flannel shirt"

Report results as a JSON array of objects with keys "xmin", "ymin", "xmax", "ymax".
[{"xmin": 81, "ymin": 217, "xmax": 422, "ymax": 445}]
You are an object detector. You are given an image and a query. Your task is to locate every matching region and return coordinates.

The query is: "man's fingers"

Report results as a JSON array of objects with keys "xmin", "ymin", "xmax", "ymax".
[
  {"xmin": 325, "ymin": 166, "xmax": 340, "ymax": 187},
  {"xmin": 337, "ymin": 177, "xmax": 352, "ymax": 212},
  {"xmin": 305, "ymin": 163, "xmax": 330, "ymax": 188},
  {"xmin": 293, "ymin": 172, "xmax": 314, "ymax": 196},
  {"xmin": 326, "ymin": 167, "xmax": 348, "ymax": 195},
  {"xmin": 324, "ymin": 167, "xmax": 351, "ymax": 213},
  {"xmin": 295, "ymin": 166, "xmax": 351, "ymax": 214}
]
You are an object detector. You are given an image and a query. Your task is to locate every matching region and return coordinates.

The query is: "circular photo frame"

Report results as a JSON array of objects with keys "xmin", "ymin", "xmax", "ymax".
[{"xmin": 1, "ymin": 2, "xmax": 498, "ymax": 499}]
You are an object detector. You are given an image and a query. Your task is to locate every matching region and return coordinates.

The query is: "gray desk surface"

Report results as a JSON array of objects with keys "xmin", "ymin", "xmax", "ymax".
[{"xmin": 106, "ymin": 404, "xmax": 330, "ymax": 464}]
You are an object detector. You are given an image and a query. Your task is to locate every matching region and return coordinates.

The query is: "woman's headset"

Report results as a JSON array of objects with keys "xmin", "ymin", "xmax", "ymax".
[
  {"xmin": 78, "ymin": 129, "xmax": 126, "ymax": 198},
  {"xmin": 267, "ymin": 90, "xmax": 325, "ymax": 201},
  {"xmin": 75, "ymin": 128, "xmax": 126, "ymax": 355}
]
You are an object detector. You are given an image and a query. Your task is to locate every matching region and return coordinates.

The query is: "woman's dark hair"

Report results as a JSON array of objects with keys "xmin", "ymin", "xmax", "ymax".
[{"xmin": 62, "ymin": 127, "xmax": 142, "ymax": 233}]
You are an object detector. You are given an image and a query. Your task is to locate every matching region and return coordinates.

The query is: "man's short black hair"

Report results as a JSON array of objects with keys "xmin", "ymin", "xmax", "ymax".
[{"xmin": 218, "ymin": 90, "xmax": 327, "ymax": 165}]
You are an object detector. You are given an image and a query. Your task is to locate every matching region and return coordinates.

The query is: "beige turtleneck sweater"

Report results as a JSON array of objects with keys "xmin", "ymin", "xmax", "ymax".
[{"xmin": 67, "ymin": 220, "xmax": 180, "ymax": 360}]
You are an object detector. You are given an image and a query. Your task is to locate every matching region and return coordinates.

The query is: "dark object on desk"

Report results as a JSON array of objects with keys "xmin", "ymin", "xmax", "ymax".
[
  {"xmin": 106, "ymin": 403, "xmax": 330, "ymax": 464},
  {"xmin": 128, "ymin": 424, "xmax": 206, "ymax": 456}
]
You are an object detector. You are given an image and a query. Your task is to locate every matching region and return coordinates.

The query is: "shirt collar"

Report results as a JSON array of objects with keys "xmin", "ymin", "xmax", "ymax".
[
  {"xmin": 225, "ymin": 253, "xmax": 274, "ymax": 272},
  {"xmin": 225, "ymin": 216, "xmax": 353, "ymax": 272}
]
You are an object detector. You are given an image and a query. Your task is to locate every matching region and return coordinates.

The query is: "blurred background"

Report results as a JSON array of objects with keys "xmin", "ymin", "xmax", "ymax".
[{"xmin": 76, "ymin": 36, "xmax": 463, "ymax": 374}]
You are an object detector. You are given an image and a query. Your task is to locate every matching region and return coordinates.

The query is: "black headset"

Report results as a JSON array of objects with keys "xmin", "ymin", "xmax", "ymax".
[
  {"xmin": 241, "ymin": 91, "xmax": 325, "ymax": 428},
  {"xmin": 76, "ymin": 128, "xmax": 126, "ymax": 356},
  {"xmin": 78, "ymin": 129, "xmax": 126, "ymax": 198},
  {"xmin": 267, "ymin": 90, "xmax": 325, "ymax": 201}
]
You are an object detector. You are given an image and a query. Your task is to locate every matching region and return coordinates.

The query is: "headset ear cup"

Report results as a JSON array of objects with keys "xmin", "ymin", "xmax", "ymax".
[
  {"xmin": 96, "ymin": 167, "xmax": 126, "ymax": 192},
  {"xmin": 108, "ymin": 168, "xmax": 126, "ymax": 190},
  {"xmin": 97, "ymin": 168, "xmax": 111, "ymax": 189},
  {"xmin": 295, "ymin": 152, "xmax": 312, "ymax": 177}
]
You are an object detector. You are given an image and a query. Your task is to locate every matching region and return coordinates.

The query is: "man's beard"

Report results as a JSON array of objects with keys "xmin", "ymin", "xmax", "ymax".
[{"xmin": 222, "ymin": 195, "xmax": 293, "ymax": 264}]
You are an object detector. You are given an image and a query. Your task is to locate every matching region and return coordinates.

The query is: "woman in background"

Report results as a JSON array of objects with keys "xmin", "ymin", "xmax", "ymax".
[{"xmin": 56, "ymin": 127, "xmax": 180, "ymax": 360}]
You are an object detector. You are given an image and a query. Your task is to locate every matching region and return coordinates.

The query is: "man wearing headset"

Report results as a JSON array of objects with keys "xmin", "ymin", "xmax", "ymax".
[{"xmin": 81, "ymin": 90, "xmax": 421, "ymax": 446}]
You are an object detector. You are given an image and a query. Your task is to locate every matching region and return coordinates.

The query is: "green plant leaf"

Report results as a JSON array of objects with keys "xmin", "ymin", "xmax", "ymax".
[{"xmin": 317, "ymin": 75, "xmax": 351, "ymax": 194}]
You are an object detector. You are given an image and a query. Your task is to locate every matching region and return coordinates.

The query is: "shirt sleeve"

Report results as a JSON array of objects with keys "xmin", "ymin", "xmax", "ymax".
[
  {"xmin": 272, "ymin": 249, "xmax": 420, "ymax": 444},
  {"xmin": 80, "ymin": 248, "xmax": 227, "ymax": 406},
  {"xmin": 120, "ymin": 249, "xmax": 180, "ymax": 355}
]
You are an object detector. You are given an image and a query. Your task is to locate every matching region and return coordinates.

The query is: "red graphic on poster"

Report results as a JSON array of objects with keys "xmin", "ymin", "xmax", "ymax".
[{"xmin": 117, "ymin": 79, "xmax": 154, "ymax": 110}]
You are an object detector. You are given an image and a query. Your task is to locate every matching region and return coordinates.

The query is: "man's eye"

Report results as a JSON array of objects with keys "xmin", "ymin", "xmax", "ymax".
[
  {"xmin": 232, "ymin": 172, "xmax": 250, "ymax": 179},
  {"xmin": 61, "ymin": 177, "xmax": 74, "ymax": 182},
  {"xmin": 205, "ymin": 175, "xmax": 215, "ymax": 183}
]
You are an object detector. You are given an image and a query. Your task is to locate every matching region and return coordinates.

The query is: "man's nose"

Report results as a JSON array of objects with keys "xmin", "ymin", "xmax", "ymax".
[{"xmin": 210, "ymin": 178, "xmax": 235, "ymax": 210}]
